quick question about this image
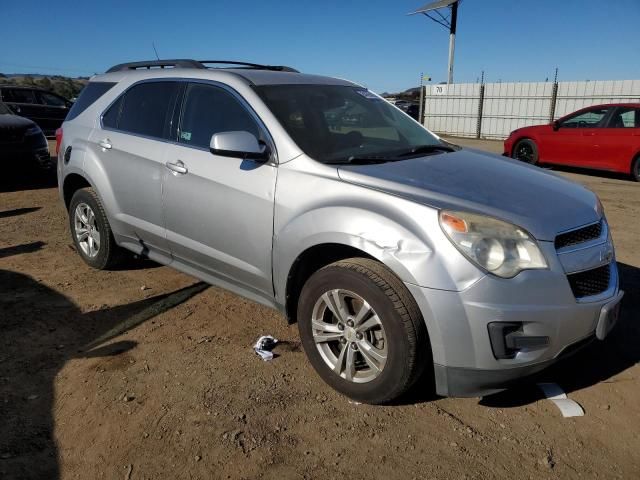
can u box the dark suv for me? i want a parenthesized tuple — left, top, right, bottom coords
(0, 100, 51, 173)
(0, 86, 72, 136)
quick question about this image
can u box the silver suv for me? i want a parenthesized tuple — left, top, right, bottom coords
(57, 59, 623, 404)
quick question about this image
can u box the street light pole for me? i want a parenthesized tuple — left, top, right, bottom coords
(408, 0, 461, 85)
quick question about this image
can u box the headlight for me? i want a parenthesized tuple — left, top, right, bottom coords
(439, 210, 548, 278)
(25, 125, 43, 136)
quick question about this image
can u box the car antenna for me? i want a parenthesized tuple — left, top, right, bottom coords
(152, 42, 160, 61)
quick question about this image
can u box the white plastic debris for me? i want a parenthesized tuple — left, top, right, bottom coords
(537, 383, 585, 417)
(253, 335, 278, 361)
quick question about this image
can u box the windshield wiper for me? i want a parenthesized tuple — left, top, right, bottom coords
(393, 144, 456, 157)
(325, 155, 395, 165)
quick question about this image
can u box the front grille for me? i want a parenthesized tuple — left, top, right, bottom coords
(555, 221, 603, 249)
(567, 264, 610, 298)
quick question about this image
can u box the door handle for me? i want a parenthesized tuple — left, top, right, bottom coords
(165, 160, 188, 175)
(98, 139, 112, 150)
(582, 132, 596, 136)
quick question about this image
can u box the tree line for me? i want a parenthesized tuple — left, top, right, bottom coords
(0, 73, 87, 100)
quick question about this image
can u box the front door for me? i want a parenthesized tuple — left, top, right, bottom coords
(162, 82, 277, 296)
(541, 106, 612, 167)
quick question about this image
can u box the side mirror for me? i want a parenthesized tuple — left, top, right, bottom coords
(12, 105, 21, 114)
(209, 131, 270, 162)
(552, 120, 560, 131)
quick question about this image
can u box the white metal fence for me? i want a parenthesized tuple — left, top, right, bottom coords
(423, 80, 640, 140)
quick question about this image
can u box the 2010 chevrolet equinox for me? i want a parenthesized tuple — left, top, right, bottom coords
(57, 59, 623, 404)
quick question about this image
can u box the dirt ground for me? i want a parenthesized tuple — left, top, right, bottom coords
(1, 140, 639, 479)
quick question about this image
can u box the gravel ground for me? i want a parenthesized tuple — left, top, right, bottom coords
(1, 141, 639, 479)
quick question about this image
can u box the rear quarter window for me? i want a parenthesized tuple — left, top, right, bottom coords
(66, 82, 116, 121)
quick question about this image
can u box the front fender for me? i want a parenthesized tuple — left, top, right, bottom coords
(273, 207, 432, 305)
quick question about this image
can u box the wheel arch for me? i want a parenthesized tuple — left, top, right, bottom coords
(62, 173, 93, 210)
(283, 243, 376, 325)
(510, 136, 535, 157)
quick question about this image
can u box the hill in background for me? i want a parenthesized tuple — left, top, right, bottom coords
(0, 73, 88, 100)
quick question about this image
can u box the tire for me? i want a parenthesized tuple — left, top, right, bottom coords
(512, 139, 539, 165)
(631, 156, 640, 182)
(297, 258, 430, 404)
(68, 187, 125, 270)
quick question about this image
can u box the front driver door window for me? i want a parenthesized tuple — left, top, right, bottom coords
(559, 107, 610, 129)
(162, 82, 277, 298)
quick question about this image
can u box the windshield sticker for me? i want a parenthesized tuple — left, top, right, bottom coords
(180, 131, 192, 141)
(355, 89, 380, 100)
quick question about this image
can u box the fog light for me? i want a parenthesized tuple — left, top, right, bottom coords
(488, 322, 549, 359)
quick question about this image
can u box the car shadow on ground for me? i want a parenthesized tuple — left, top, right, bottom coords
(0, 269, 208, 479)
(0, 241, 46, 260)
(540, 164, 635, 183)
(0, 207, 41, 219)
(0, 169, 57, 194)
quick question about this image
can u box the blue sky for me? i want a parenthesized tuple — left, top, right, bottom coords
(2, 0, 639, 93)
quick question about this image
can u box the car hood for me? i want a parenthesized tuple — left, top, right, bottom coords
(0, 113, 35, 129)
(337, 148, 600, 241)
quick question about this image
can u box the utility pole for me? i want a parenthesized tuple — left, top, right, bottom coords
(447, 1, 458, 84)
(408, 1, 461, 85)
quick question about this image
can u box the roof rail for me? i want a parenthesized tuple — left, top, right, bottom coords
(105, 59, 299, 74)
(106, 59, 206, 73)
(198, 60, 299, 73)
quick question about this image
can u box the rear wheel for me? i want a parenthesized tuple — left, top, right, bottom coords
(512, 139, 539, 165)
(631, 156, 640, 182)
(69, 188, 125, 270)
(297, 258, 430, 404)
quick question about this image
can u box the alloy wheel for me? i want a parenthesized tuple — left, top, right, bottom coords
(311, 289, 387, 383)
(74, 202, 101, 258)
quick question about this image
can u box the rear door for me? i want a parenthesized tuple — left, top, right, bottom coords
(591, 106, 640, 172)
(88, 80, 181, 258)
(540, 106, 611, 167)
(162, 81, 277, 296)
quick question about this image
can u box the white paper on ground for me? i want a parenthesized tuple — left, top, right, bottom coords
(253, 335, 278, 361)
(537, 383, 584, 417)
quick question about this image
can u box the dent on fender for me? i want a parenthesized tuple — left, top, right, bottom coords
(356, 231, 433, 280)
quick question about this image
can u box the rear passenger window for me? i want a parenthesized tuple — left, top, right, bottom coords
(108, 82, 180, 139)
(611, 107, 640, 128)
(178, 83, 259, 149)
(3, 88, 36, 104)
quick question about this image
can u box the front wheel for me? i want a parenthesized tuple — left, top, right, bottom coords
(297, 258, 430, 404)
(512, 139, 539, 165)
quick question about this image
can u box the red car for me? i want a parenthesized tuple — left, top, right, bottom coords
(504, 103, 640, 181)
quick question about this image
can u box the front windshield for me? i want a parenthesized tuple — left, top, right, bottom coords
(0, 102, 11, 115)
(255, 84, 442, 163)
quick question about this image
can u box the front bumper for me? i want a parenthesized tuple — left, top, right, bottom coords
(406, 246, 622, 397)
(0, 133, 52, 170)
